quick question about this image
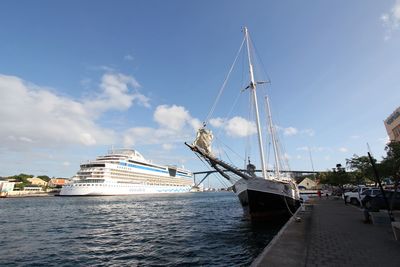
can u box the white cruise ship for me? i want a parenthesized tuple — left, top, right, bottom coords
(60, 149, 193, 196)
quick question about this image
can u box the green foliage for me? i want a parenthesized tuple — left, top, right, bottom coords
(335, 141, 400, 186)
(319, 164, 352, 188)
(14, 183, 25, 190)
(381, 141, 400, 182)
(346, 155, 375, 185)
(9, 173, 34, 184)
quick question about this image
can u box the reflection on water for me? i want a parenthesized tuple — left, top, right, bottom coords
(0, 192, 284, 266)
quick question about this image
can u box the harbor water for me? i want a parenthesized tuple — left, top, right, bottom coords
(0, 192, 283, 266)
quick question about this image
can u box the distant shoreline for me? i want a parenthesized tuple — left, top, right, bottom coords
(3, 192, 58, 198)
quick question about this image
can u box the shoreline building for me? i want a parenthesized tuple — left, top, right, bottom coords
(384, 106, 400, 142)
(0, 181, 15, 197)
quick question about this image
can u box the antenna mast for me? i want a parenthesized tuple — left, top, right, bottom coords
(265, 96, 280, 178)
(244, 27, 267, 180)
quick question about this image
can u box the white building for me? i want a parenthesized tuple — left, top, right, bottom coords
(0, 181, 15, 197)
(298, 177, 317, 190)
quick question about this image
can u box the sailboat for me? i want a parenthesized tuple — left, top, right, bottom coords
(186, 27, 300, 220)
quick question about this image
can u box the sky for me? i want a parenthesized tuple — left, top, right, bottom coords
(1, 0, 399, 187)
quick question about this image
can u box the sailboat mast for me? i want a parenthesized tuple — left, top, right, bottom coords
(265, 96, 280, 178)
(244, 27, 267, 180)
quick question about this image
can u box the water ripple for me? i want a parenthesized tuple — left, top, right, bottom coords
(0, 192, 283, 266)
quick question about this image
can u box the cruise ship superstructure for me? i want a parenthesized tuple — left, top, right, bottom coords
(60, 149, 193, 196)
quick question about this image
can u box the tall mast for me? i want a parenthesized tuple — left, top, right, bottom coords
(244, 27, 267, 180)
(265, 96, 280, 178)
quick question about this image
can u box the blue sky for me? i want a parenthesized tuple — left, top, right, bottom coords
(1, 1, 399, 187)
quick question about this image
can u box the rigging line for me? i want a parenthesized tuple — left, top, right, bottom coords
(194, 152, 223, 186)
(248, 34, 272, 86)
(266, 141, 271, 173)
(214, 135, 245, 162)
(245, 84, 253, 168)
(247, 87, 258, 162)
(308, 147, 315, 172)
(222, 143, 237, 166)
(277, 129, 292, 171)
(205, 37, 246, 123)
(214, 137, 223, 159)
(195, 151, 239, 185)
(215, 173, 231, 188)
(215, 89, 243, 138)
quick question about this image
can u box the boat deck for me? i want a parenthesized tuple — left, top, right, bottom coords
(251, 197, 400, 267)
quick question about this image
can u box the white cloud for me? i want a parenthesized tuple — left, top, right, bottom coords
(297, 146, 330, 152)
(123, 105, 200, 147)
(162, 144, 174, 150)
(338, 147, 348, 153)
(277, 126, 314, 137)
(0, 72, 150, 150)
(79, 133, 97, 146)
(381, 0, 400, 40)
(86, 73, 149, 112)
(283, 127, 298, 136)
(209, 116, 257, 137)
(224, 116, 257, 138)
(63, 161, 70, 166)
(123, 127, 155, 147)
(19, 136, 34, 143)
(153, 105, 198, 131)
(132, 93, 151, 108)
(124, 54, 134, 61)
(209, 117, 224, 128)
(296, 146, 309, 151)
(301, 129, 315, 137)
(350, 135, 360, 139)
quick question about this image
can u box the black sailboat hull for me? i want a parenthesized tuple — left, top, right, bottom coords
(237, 188, 301, 221)
(185, 142, 301, 221)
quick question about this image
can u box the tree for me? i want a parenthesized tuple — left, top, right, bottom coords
(8, 173, 34, 190)
(346, 155, 375, 185)
(10, 173, 34, 184)
(319, 164, 352, 190)
(380, 141, 400, 186)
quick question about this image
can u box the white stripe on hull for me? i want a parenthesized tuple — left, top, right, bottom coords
(60, 183, 191, 196)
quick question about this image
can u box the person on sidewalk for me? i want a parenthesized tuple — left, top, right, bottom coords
(317, 189, 322, 199)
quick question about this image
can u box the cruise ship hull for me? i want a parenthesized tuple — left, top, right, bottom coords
(234, 178, 300, 220)
(60, 183, 191, 196)
(59, 148, 193, 196)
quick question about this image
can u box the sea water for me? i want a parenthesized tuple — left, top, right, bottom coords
(0, 192, 282, 266)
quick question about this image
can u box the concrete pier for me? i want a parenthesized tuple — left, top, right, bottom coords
(252, 198, 400, 267)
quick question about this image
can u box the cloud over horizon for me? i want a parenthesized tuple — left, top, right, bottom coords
(209, 116, 257, 138)
(0, 72, 149, 150)
(122, 104, 201, 147)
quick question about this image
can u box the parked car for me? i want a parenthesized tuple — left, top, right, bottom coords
(359, 188, 381, 203)
(362, 191, 400, 211)
(344, 186, 378, 205)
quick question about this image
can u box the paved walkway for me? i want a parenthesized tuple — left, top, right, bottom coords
(252, 198, 400, 267)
